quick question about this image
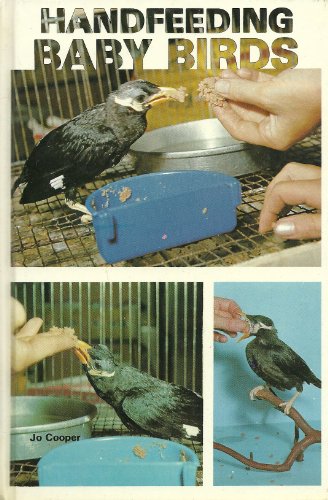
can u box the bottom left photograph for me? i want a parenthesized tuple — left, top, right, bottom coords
(10, 281, 203, 487)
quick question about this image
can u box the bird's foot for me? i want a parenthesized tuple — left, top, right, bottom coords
(279, 401, 292, 415)
(249, 385, 266, 401)
(81, 214, 93, 224)
(278, 391, 300, 415)
(65, 199, 93, 223)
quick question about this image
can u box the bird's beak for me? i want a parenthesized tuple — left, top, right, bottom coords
(145, 86, 186, 107)
(74, 340, 92, 365)
(237, 312, 251, 342)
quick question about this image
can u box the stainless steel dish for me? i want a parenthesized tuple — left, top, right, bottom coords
(131, 118, 281, 175)
(11, 396, 97, 460)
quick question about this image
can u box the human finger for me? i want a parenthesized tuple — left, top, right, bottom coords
(214, 316, 249, 333)
(273, 213, 321, 240)
(259, 178, 321, 233)
(214, 332, 228, 343)
(236, 68, 274, 82)
(214, 297, 242, 316)
(15, 317, 43, 339)
(213, 103, 272, 147)
(220, 68, 273, 83)
(264, 163, 321, 199)
(214, 78, 272, 110)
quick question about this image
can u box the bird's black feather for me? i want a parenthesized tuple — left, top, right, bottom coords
(12, 81, 161, 204)
(83, 344, 203, 441)
(245, 314, 321, 393)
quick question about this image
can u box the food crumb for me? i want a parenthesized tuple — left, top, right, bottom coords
(202, 207, 208, 214)
(119, 186, 132, 203)
(133, 445, 146, 459)
(162, 234, 168, 240)
(198, 77, 226, 107)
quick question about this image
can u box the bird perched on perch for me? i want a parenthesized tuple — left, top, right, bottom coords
(12, 80, 186, 221)
(74, 341, 203, 441)
(238, 314, 321, 414)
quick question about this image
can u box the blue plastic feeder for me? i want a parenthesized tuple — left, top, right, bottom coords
(38, 436, 200, 486)
(85, 171, 241, 263)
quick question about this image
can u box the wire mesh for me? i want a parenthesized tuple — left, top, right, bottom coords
(11, 27, 321, 267)
(11, 282, 203, 485)
(10, 404, 203, 487)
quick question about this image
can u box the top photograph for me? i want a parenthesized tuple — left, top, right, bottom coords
(11, 7, 321, 267)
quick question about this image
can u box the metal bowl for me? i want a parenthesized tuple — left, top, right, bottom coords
(131, 118, 281, 175)
(11, 396, 97, 460)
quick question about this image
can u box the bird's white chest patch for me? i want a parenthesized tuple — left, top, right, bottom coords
(183, 424, 200, 438)
(50, 174, 65, 190)
(88, 369, 115, 378)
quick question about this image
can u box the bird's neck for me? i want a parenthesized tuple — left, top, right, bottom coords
(255, 329, 279, 346)
(106, 97, 147, 132)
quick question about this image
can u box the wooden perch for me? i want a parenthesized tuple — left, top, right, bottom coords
(213, 387, 321, 472)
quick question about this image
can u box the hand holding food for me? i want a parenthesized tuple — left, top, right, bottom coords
(11, 298, 78, 372)
(205, 68, 321, 151)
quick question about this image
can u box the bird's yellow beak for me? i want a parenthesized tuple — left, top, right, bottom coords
(146, 86, 187, 107)
(74, 340, 92, 365)
(237, 311, 251, 342)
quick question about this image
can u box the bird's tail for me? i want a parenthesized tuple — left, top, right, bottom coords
(312, 376, 321, 389)
(11, 176, 23, 197)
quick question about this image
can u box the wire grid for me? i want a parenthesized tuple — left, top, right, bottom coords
(12, 164, 317, 267)
(10, 404, 203, 487)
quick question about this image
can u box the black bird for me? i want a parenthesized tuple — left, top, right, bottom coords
(238, 314, 321, 414)
(12, 80, 185, 219)
(74, 341, 203, 441)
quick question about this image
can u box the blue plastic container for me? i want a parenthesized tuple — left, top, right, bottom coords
(38, 436, 200, 486)
(85, 171, 241, 263)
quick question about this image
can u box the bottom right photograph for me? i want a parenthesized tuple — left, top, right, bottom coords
(213, 282, 321, 486)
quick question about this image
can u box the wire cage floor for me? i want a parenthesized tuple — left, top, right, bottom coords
(11, 162, 317, 267)
(10, 403, 203, 487)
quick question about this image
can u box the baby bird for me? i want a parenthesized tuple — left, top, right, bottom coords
(74, 342, 203, 441)
(239, 314, 321, 414)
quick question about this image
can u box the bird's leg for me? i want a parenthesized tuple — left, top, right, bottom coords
(65, 189, 92, 224)
(279, 391, 301, 415)
(249, 385, 267, 400)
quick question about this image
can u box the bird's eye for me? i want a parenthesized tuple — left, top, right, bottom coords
(135, 94, 146, 104)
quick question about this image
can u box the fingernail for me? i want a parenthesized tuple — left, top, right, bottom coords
(214, 80, 230, 95)
(273, 220, 295, 236)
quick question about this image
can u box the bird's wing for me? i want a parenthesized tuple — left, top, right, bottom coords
(271, 341, 320, 386)
(121, 383, 203, 439)
(23, 107, 120, 184)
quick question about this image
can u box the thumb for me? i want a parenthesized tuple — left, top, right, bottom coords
(273, 213, 321, 240)
(214, 78, 269, 109)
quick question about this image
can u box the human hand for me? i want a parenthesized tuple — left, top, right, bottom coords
(214, 297, 249, 343)
(259, 162, 321, 240)
(11, 298, 78, 372)
(212, 68, 321, 150)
